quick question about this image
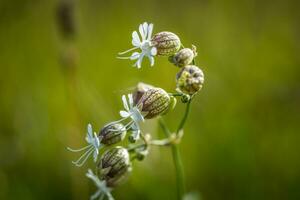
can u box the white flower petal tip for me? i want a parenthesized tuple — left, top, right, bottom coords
(86, 169, 114, 200)
(117, 22, 156, 69)
(67, 124, 102, 167)
(116, 93, 144, 142)
(120, 110, 130, 118)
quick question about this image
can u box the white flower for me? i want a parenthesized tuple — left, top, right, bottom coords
(86, 169, 114, 200)
(129, 122, 141, 141)
(67, 124, 102, 167)
(120, 94, 144, 122)
(117, 22, 157, 69)
(91, 94, 144, 146)
(119, 94, 144, 141)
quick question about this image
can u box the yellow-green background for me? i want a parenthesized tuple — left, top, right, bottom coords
(0, 0, 299, 199)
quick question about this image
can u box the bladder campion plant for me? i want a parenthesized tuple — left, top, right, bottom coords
(68, 22, 205, 200)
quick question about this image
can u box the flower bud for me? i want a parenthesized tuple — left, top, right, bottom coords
(137, 87, 171, 119)
(99, 147, 131, 187)
(99, 123, 126, 145)
(176, 65, 204, 95)
(169, 45, 197, 67)
(128, 134, 137, 143)
(132, 82, 154, 105)
(151, 31, 181, 56)
(135, 149, 148, 161)
(181, 94, 191, 103)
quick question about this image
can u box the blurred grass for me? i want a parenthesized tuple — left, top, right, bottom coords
(0, 0, 300, 199)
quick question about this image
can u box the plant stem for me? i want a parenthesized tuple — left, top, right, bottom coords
(177, 99, 192, 133)
(168, 93, 184, 97)
(159, 119, 184, 200)
(192, 57, 197, 65)
(158, 99, 192, 200)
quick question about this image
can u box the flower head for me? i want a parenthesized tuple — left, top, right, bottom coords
(99, 123, 127, 145)
(86, 169, 114, 200)
(67, 124, 101, 167)
(120, 94, 144, 122)
(98, 147, 132, 187)
(119, 94, 144, 141)
(137, 87, 171, 119)
(117, 22, 157, 69)
(169, 45, 197, 67)
(176, 65, 204, 95)
(151, 31, 181, 56)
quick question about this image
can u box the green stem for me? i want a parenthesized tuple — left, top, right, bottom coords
(127, 143, 147, 152)
(168, 93, 184, 97)
(159, 119, 185, 200)
(158, 100, 192, 200)
(177, 99, 192, 133)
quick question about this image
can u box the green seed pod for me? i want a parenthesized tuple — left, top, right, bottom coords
(137, 87, 171, 119)
(99, 147, 131, 187)
(176, 65, 204, 95)
(151, 31, 181, 56)
(99, 123, 126, 145)
(169, 46, 197, 67)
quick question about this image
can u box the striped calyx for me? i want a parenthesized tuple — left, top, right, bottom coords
(170, 46, 197, 67)
(132, 82, 155, 105)
(99, 123, 126, 145)
(176, 65, 204, 95)
(99, 147, 131, 187)
(151, 31, 181, 56)
(137, 87, 171, 119)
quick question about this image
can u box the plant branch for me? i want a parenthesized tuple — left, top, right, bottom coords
(158, 98, 192, 200)
(177, 99, 192, 133)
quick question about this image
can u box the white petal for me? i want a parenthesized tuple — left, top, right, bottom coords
(131, 107, 144, 122)
(91, 190, 101, 200)
(106, 193, 114, 200)
(93, 150, 98, 162)
(136, 60, 141, 69)
(86, 124, 93, 143)
(122, 95, 129, 111)
(94, 133, 100, 147)
(131, 31, 141, 47)
(85, 136, 91, 143)
(151, 47, 157, 56)
(87, 124, 93, 136)
(130, 123, 141, 140)
(130, 52, 140, 60)
(143, 22, 148, 39)
(135, 54, 144, 69)
(128, 94, 133, 107)
(148, 56, 155, 66)
(147, 23, 153, 40)
(120, 110, 130, 118)
(139, 24, 145, 40)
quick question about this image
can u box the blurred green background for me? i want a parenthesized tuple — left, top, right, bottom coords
(0, 0, 300, 199)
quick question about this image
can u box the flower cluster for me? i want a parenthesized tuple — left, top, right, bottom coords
(117, 22, 204, 96)
(68, 22, 205, 200)
(68, 85, 174, 199)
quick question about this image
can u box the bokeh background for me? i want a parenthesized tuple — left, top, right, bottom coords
(0, 0, 300, 199)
